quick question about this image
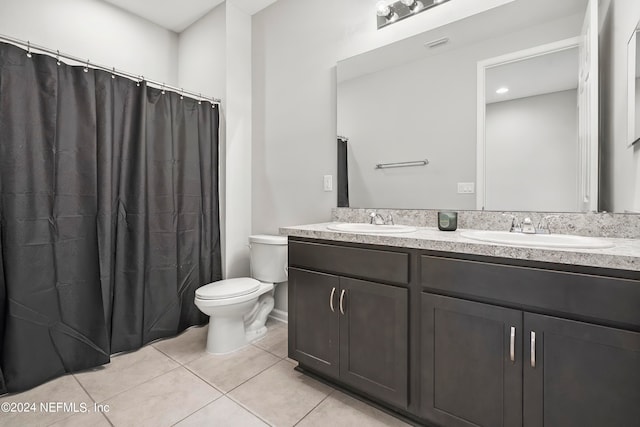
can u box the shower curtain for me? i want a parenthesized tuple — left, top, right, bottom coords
(0, 42, 222, 393)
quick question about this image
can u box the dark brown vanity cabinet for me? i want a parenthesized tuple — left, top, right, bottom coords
(288, 238, 640, 426)
(420, 255, 640, 427)
(523, 313, 640, 427)
(420, 294, 523, 427)
(288, 241, 410, 408)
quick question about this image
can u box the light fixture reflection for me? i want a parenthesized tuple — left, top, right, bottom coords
(376, 1, 395, 19)
(377, 0, 451, 30)
(496, 87, 509, 94)
(400, 0, 424, 12)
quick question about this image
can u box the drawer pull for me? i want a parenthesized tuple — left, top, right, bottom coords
(531, 331, 536, 368)
(330, 287, 336, 313)
(510, 326, 516, 363)
(339, 289, 346, 315)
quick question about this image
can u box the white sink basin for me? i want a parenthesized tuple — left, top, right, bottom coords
(326, 223, 417, 234)
(460, 230, 614, 249)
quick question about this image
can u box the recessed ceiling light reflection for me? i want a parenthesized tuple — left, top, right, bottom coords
(496, 87, 509, 95)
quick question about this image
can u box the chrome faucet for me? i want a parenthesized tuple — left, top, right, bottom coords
(370, 211, 385, 225)
(521, 217, 536, 234)
(505, 213, 558, 234)
(369, 211, 394, 225)
(503, 214, 521, 233)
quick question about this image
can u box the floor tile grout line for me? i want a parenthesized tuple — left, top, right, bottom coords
(223, 393, 276, 427)
(223, 356, 284, 394)
(151, 343, 202, 367)
(167, 392, 223, 427)
(250, 342, 287, 360)
(292, 391, 334, 426)
(184, 352, 281, 396)
(89, 364, 187, 407)
(72, 374, 116, 427)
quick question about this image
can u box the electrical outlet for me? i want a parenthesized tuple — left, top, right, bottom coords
(457, 182, 475, 194)
(323, 175, 333, 192)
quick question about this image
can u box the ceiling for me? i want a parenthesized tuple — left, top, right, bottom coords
(101, 0, 278, 33)
(485, 47, 579, 104)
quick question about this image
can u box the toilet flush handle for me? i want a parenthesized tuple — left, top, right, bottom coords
(284, 265, 289, 277)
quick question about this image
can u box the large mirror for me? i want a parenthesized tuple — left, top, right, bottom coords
(628, 22, 640, 147)
(337, 0, 599, 211)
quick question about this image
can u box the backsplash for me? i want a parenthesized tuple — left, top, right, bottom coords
(332, 208, 640, 239)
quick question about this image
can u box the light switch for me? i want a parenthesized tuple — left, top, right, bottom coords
(323, 175, 333, 192)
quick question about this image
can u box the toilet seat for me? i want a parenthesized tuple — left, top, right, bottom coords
(196, 278, 260, 300)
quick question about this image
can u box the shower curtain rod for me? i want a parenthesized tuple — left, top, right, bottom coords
(0, 34, 222, 104)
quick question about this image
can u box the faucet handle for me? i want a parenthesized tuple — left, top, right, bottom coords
(369, 211, 385, 225)
(537, 215, 559, 234)
(502, 213, 521, 232)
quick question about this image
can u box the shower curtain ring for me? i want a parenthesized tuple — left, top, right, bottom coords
(161, 83, 166, 95)
(26, 41, 32, 58)
(180, 88, 184, 100)
(56, 50, 61, 66)
(211, 97, 216, 108)
(111, 67, 116, 79)
(137, 76, 143, 87)
(198, 93, 202, 105)
(83, 59, 90, 73)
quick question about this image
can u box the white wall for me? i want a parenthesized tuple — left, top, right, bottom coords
(178, 4, 226, 98)
(0, 0, 178, 84)
(178, 1, 253, 279)
(338, 16, 581, 210)
(599, 0, 640, 212)
(485, 90, 579, 211)
(224, 1, 252, 278)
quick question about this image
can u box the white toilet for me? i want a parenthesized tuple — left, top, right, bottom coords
(194, 234, 288, 355)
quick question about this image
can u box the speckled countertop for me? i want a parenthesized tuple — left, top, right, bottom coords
(280, 222, 640, 272)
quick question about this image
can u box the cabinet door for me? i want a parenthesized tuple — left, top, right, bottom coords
(420, 294, 523, 427)
(524, 313, 640, 427)
(288, 268, 340, 379)
(339, 277, 408, 408)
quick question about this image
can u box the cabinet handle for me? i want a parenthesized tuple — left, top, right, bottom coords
(530, 331, 536, 368)
(339, 289, 346, 315)
(510, 326, 516, 363)
(329, 287, 336, 312)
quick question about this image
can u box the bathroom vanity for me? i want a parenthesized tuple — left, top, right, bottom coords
(282, 222, 640, 427)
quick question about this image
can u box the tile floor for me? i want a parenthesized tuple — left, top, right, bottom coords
(0, 319, 410, 427)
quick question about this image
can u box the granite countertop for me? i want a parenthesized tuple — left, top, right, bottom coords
(280, 222, 640, 272)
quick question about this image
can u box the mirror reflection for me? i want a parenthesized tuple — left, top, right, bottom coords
(337, 0, 594, 211)
(482, 45, 581, 212)
(629, 24, 640, 146)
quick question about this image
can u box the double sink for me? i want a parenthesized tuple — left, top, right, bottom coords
(326, 223, 614, 250)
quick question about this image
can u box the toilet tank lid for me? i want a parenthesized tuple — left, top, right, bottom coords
(196, 278, 260, 300)
(249, 234, 287, 245)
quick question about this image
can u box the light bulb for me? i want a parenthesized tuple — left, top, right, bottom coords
(401, 0, 423, 11)
(376, 1, 393, 18)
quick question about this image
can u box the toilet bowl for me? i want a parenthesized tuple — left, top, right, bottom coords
(194, 235, 287, 355)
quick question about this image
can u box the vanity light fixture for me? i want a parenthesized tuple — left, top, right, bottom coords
(377, 0, 451, 29)
(400, 0, 424, 12)
(376, 1, 397, 21)
(496, 87, 509, 94)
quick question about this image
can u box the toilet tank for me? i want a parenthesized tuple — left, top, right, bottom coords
(249, 235, 288, 283)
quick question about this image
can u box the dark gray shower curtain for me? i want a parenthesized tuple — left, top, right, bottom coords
(0, 42, 221, 393)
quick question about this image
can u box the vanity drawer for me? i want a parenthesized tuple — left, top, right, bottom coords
(289, 240, 409, 285)
(420, 255, 640, 329)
